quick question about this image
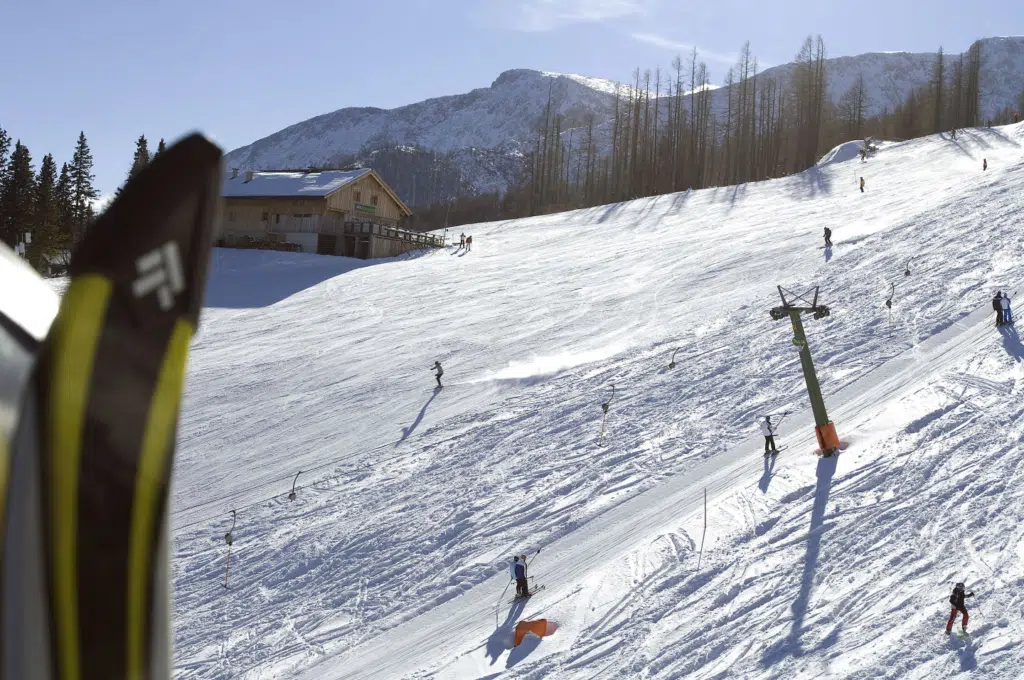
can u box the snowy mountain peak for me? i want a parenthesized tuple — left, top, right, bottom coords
(225, 37, 1024, 201)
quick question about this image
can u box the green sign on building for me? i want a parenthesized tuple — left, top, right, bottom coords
(355, 203, 376, 214)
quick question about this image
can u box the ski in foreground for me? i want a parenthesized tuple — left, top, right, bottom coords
(0, 133, 221, 678)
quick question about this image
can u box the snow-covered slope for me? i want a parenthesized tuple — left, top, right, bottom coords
(224, 37, 1024, 196)
(172, 123, 1024, 678)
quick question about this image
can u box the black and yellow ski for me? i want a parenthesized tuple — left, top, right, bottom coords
(1, 133, 222, 680)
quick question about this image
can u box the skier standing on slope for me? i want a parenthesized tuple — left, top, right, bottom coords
(983, 158, 988, 171)
(466, 235, 473, 252)
(946, 582, 974, 635)
(761, 416, 778, 455)
(823, 227, 832, 247)
(459, 232, 465, 248)
(513, 556, 529, 598)
(993, 292, 1004, 326)
(1001, 293, 1013, 326)
(432, 361, 444, 389)
(859, 177, 865, 193)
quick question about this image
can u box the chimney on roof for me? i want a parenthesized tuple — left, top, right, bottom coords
(245, 170, 254, 183)
(231, 167, 239, 179)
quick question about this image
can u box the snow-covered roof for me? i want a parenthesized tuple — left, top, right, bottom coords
(222, 169, 371, 198)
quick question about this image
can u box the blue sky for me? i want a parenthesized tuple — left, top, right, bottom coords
(0, 0, 1015, 196)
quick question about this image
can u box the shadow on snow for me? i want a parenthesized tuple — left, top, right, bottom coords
(397, 389, 440, 445)
(760, 454, 839, 667)
(997, 323, 1024, 361)
(759, 453, 778, 493)
(485, 598, 528, 665)
(204, 247, 438, 309)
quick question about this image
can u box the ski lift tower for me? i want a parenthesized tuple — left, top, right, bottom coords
(769, 285, 840, 456)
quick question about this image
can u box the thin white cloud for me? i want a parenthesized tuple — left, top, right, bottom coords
(630, 32, 737, 66)
(499, 0, 655, 32)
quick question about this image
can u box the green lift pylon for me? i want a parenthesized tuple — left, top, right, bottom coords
(769, 285, 841, 456)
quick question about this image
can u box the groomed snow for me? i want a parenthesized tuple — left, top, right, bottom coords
(172, 124, 1024, 678)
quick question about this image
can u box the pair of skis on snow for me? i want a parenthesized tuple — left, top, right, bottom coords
(507, 584, 546, 604)
(0, 134, 222, 679)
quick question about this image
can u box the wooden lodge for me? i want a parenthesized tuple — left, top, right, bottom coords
(219, 168, 442, 258)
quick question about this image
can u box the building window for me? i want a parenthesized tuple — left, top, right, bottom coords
(371, 195, 379, 206)
(261, 211, 268, 221)
(355, 191, 361, 202)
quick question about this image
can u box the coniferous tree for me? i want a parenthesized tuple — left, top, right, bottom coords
(69, 131, 97, 242)
(0, 126, 10, 183)
(0, 126, 10, 244)
(115, 135, 151, 198)
(54, 162, 74, 267)
(128, 134, 150, 179)
(155, 138, 167, 157)
(0, 141, 36, 249)
(31, 153, 59, 270)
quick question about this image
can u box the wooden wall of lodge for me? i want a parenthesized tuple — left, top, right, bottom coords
(220, 174, 406, 240)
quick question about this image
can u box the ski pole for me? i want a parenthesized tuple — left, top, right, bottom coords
(496, 579, 513, 626)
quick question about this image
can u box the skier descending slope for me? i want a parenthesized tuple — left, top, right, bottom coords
(432, 361, 444, 389)
(946, 582, 974, 635)
(823, 227, 832, 247)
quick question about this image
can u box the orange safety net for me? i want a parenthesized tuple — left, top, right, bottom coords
(513, 619, 557, 647)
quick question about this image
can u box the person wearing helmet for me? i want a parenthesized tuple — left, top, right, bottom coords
(946, 582, 974, 634)
(993, 292, 1004, 326)
(823, 227, 832, 248)
(760, 416, 778, 455)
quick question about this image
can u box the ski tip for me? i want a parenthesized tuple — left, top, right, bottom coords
(69, 134, 224, 326)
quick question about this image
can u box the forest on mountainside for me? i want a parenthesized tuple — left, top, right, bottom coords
(405, 37, 1011, 232)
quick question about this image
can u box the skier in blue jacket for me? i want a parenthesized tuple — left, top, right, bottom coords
(513, 557, 529, 598)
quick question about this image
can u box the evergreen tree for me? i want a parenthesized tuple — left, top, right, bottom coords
(31, 153, 59, 271)
(0, 126, 10, 245)
(0, 125, 10, 181)
(155, 138, 167, 157)
(130, 134, 150, 177)
(115, 134, 152, 198)
(54, 162, 74, 268)
(0, 141, 36, 249)
(69, 131, 97, 242)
